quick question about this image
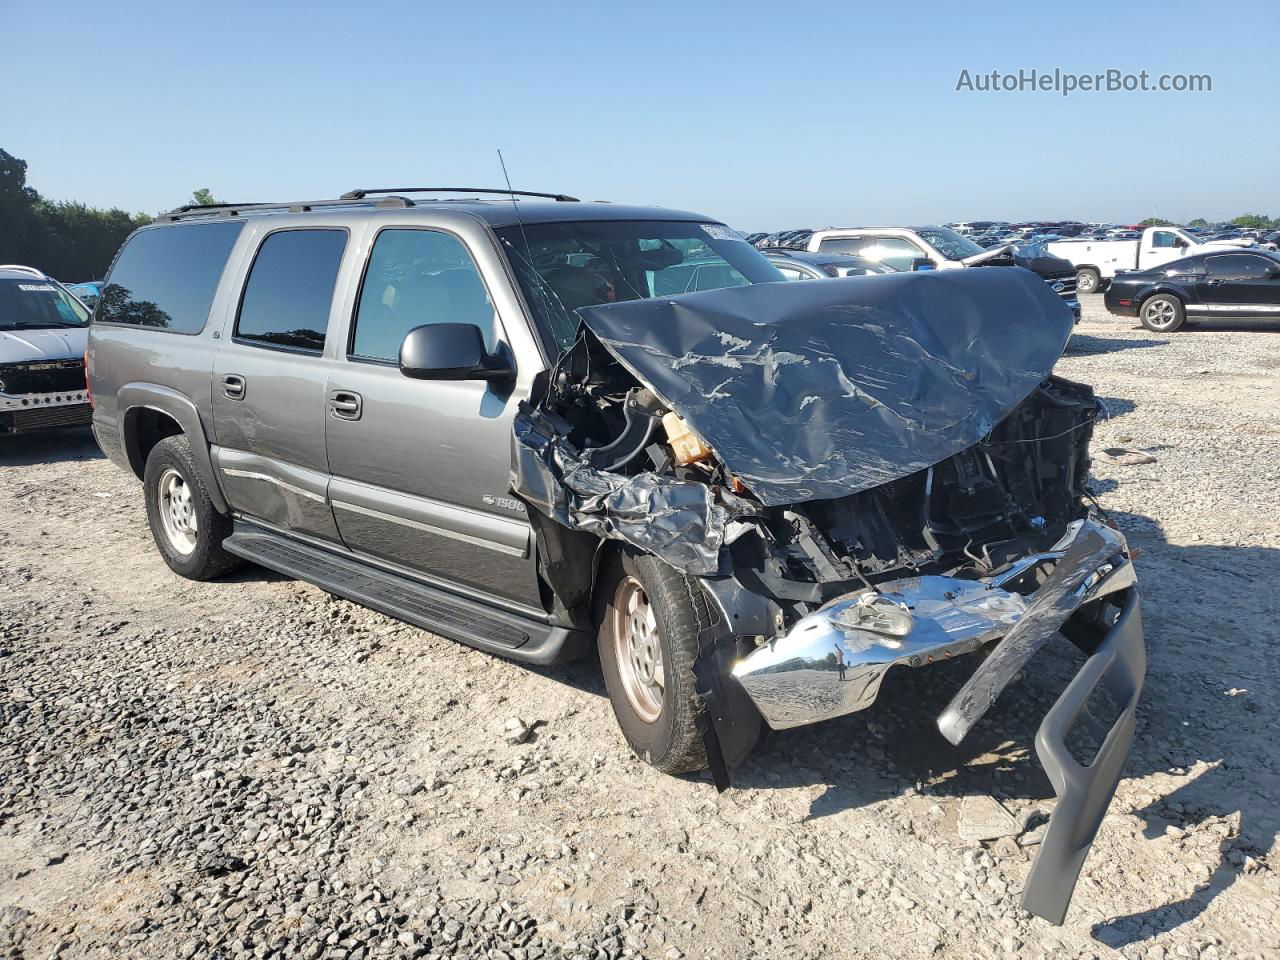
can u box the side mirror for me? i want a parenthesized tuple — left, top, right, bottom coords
(910, 257, 937, 271)
(398, 323, 514, 383)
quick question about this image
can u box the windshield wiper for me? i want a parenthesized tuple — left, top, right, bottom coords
(1, 321, 85, 330)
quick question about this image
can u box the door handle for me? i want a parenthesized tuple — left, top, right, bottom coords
(329, 390, 362, 420)
(1205, 279, 1223, 286)
(222, 374, 245, 399)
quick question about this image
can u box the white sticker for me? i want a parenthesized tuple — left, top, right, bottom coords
(700, 223, 744, 242)
(18, 283, 57, 292)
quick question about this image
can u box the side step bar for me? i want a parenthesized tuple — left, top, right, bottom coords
(223, 523, 590, 665)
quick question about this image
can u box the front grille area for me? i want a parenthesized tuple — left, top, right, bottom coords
(1044, 274, 1078, 300)
(1, 402, 93, 433)
(0, 359, 86, 394)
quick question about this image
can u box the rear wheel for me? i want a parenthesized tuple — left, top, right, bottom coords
(1139, 294, 1185, 332)
(597, 552, 708, 774)
(1076, 267, 1102, 294)
(143, 435, 241, 580)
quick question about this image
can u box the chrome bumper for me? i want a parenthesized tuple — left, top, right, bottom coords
(731, 518, 1136, 731)
(0, 388, 91, 412)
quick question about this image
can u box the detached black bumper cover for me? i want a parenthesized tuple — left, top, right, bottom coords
(1022, 589, 1145, 924)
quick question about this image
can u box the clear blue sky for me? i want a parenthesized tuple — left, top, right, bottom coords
(6, 0, 1275, 230)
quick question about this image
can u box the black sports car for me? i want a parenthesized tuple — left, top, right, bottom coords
(1104, 249, 1280, 332)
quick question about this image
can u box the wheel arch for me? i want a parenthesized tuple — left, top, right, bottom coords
(1136, 284, 1189, 310)
(118, 383, 228, 513)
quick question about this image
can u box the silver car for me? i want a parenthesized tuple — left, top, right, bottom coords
(0, 265, 93, 435)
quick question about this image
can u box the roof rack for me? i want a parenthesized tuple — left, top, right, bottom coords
(156, 186, 580, 223)
(0, 264, 50, 279)
(340, 187, 579, 202)
(156, 195, 418, 222)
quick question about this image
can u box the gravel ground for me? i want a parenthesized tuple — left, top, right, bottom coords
(2, 295, 1278, 960)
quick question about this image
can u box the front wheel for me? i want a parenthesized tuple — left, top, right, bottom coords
(597, 552, 709, 774)
(1076, 267, 1102, 294)
(143, 435, 242, 580)
(1140, 294, 1185, 332)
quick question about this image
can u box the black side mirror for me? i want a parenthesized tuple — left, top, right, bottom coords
(399, 323, 515, 382)
(909, 257, 937, 271)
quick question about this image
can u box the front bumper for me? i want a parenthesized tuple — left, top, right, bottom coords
(0, 389, 93, 434)
(731, 518, 1145, 923)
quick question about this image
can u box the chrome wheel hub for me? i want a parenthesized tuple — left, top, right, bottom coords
(1144, 299, 1175, 329)
(157, 467, 198, 555)
(612, 576, 665, 723)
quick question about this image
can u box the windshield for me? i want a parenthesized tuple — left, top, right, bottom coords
(916, 227, 987, 260)
(0, 278, 90, 329)
(495, 220, 783, 351)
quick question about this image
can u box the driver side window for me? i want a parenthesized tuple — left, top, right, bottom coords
(1151, 231, 1179, 249)
(351, 229, 497, 362)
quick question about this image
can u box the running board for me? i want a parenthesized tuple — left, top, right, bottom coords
(223, 523, 590, 665)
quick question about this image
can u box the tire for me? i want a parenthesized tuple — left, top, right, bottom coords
(1139, 293, 1185, 333)
(143, 434, 241, 580)
(596, 551, 708, 774)
(1076, 267, 1102, 295)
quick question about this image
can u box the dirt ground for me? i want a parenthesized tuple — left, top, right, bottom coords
(2, 295, 1278, 960)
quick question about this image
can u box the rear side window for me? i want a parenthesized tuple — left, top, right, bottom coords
(817, 236, 873, 256)
(97, 221, 244, 332)
(235, 229, 347, 352)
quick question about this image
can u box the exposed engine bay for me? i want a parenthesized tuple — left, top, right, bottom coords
(512, 266, 1096, 631)
(517, 325, 1099, 628)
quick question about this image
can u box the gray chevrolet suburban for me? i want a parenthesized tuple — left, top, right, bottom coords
(89, 188, 1146, 923)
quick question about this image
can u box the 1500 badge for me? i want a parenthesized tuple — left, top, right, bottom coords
(482, 494, 526, 513)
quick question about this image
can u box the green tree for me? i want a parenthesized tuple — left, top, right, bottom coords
(1231, 213, 1274, 230)
(0, 146, 151, 279)
(191, 187, 218, 206)
(0, 147, 40, 264)
(1188, 218, 1208, 228)
(1138, 216, 1173, 227)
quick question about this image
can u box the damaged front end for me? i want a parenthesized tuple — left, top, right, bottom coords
(511, 268, 1145, 924)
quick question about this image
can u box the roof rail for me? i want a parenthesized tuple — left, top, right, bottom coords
(0, 264, 49, 279)
(340, 187, 580, 202)
(156, 195, 416, 222)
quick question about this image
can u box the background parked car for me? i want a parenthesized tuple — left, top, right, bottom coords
(1103, 249, 1280, 331)
(792, 226, 1081, 319)
(0, 265, 93, 435)
(761, 248, 893, 279)
(64, 281, 103, 308)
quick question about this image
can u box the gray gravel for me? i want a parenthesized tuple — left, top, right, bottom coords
(2, 296, 1278, 959)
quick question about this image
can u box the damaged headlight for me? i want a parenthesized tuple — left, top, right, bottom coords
(829, 592, 915, 639)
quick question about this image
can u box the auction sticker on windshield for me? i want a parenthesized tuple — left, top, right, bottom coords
(700, 224, 743, 242)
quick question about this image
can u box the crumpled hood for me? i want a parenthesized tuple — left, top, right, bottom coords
(574, 267, 1074, 506)
(0, 327, 89, 364)
(962, 242, 1015, 265)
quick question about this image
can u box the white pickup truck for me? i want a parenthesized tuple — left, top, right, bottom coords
(1046, 227, 1258, 294)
